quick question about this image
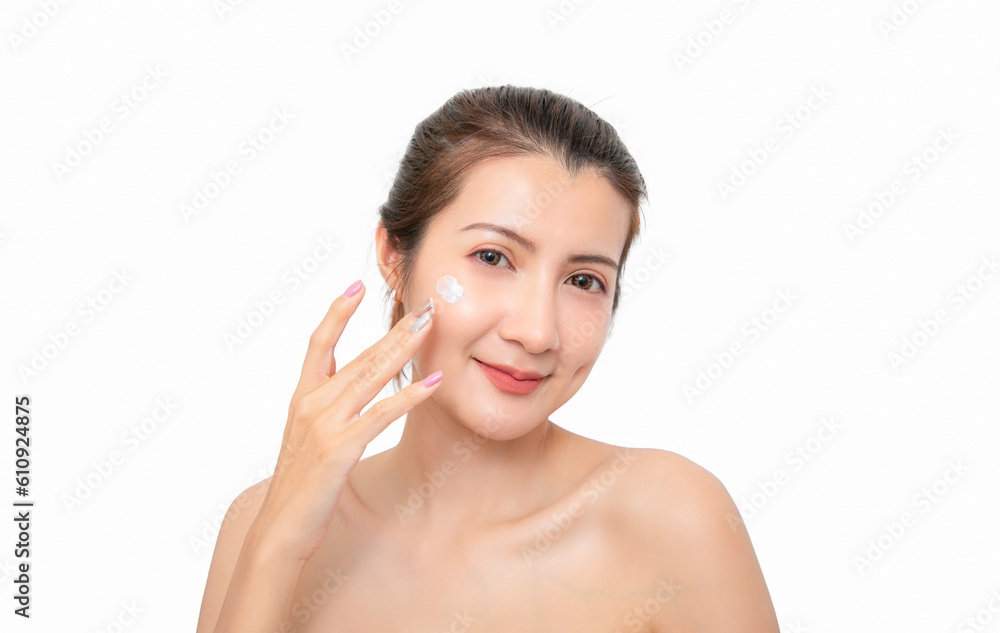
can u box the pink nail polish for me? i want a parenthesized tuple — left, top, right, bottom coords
(344, 280, 363, 297)
(422, 370, 443, 387)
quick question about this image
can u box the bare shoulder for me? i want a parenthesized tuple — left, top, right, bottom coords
(211, 476, 274, 548)
(550, 425, 737, 533)
(229, 476, 273, 524)
(589, 445, 780, 632)
(195, 477, 273, 633)
(575, 444, 735, 533)
(608, 447, 736, 525)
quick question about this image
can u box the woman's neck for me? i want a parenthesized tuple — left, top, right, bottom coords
(355, 399, 566, 540)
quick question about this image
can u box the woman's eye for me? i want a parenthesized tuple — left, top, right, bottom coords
(569, 273, 607, 294)
(474, 249, 509, 267)
(472, 249, 606, 295)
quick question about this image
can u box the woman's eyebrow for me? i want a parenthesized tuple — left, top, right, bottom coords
(459, 222, 620, 272)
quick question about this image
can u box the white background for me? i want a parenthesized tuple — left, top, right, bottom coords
(2, 0, 999, 630)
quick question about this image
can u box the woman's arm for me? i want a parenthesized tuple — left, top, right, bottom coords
(195, 478, 306, 633)
(212, 527, 308, 633)
(196, 283, 442, 632)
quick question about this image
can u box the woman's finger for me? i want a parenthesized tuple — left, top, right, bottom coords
(296, 280, 365, 394)
(346, 369, 443, 447)
(314, 298, 433, 420)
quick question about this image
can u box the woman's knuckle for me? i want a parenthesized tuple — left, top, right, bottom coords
(293, 393, 319, 419)
(369, 398, 393, 420)
(359, 362, 380, 382)
(307, 330, 326, 353)
(402, 383, 421, 403)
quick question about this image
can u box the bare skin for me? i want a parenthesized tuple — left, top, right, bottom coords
(197, 154, 779, 633)
(284, 431, 776, 632)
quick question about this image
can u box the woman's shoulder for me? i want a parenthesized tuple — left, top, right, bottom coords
(572, 437, 743, 540)
(577, 441, 779, 629)
(559, 439, 778, 629)
(560, 425, 728, 500)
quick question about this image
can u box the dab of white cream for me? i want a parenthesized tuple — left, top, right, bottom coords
(436, 275, 465, 303)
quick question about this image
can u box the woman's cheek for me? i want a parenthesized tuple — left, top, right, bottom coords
(562, 304, 612, 358)
(433, 271, 492, 322)
(435, 275, 466, 304)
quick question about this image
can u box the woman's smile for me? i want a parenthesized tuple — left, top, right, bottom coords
(473, 357, 547, 395)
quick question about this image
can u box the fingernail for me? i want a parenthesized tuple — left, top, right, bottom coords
(409, 297, 434, 332)
(343, 279, 363, 297)
(422, 370, 443, 387)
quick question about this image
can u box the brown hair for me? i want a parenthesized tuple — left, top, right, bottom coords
(378, 85, 647, 391)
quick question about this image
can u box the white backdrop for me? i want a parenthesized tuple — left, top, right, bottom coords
(2, 0, 998, 630)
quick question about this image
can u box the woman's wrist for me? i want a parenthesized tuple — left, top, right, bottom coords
(243, 519, 308, 567)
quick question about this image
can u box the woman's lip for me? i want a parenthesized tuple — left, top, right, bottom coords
(473, 359, 545, 381)
(474, 359, 544, 395)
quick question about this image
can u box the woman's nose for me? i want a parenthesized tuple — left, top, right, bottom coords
(497, 279, 560, 354)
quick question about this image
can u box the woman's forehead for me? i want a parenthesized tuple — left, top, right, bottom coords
(430, 155, 630, 254)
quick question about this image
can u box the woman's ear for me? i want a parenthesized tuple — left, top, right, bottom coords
(375, 221, 400, 287)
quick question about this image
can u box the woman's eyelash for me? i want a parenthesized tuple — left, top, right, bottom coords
(471, 249, 607, 294)
(473, 249, 509, 268)
(572, 273, 607, 293)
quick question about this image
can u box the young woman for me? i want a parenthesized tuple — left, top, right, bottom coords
(196, 85, 780, 633)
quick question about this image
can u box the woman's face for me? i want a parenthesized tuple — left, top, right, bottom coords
(384, 153, 631, 440)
